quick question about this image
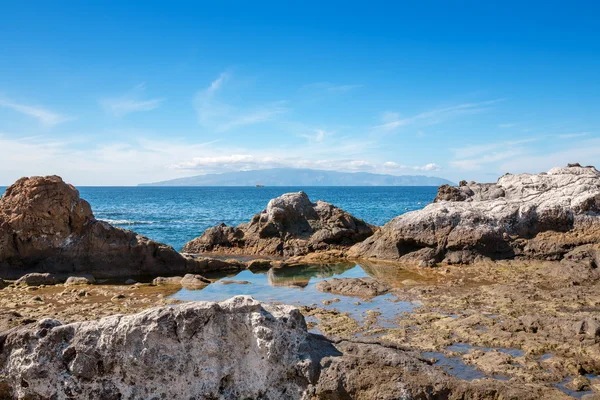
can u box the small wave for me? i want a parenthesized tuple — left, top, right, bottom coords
(100, 219, 154, 226)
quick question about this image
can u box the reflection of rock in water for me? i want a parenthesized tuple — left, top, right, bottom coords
(357, 260, 436, 287)
(267, 263, 355, 288)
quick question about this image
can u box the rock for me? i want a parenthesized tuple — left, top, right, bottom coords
(220, 280, 251, 285)
(246, 259, 273, 271)
(316, 277, 391, 298)
(0, 175, 243, 279)
(15, 272, 59, 286)
(124, 279, 137, 285)
(182, 191, 376, 257)
(152, 276, 183, 286)
(180, 273, 211, 290)
(349, 165, 600, 265)
(64, 275, 96, 286)
(0, 297, 327, 399)
(111, 294, 126, 301)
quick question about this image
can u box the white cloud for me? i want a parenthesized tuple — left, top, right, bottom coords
(100, 84, 164, 116)
(0, 96, 71, 126)
(194, 72, 287, 131)
(383, 162, 441, 172)
(374, 99, 504, 132)
(299, 129, 329, 143)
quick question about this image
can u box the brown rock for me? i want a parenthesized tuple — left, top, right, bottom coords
(0, 176, 243, 279)
(182, 191, 375, 257)
(316, 277, 391, 298)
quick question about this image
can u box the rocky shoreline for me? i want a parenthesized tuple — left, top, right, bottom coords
(1, 166, 600, 399)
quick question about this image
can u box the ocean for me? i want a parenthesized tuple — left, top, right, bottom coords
(0, 186, 437, 251)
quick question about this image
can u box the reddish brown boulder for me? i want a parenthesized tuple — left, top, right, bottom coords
(0, 176, 239, 279)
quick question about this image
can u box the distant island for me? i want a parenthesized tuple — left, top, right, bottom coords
(138, 168, 455, 186)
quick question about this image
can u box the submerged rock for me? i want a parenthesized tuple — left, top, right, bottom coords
(349, 164, 600, 266)
(316, 277, 391, 298)
(0, 175, 243, 279)
(182, 191, 375, 257)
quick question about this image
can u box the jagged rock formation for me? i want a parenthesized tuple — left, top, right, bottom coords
(0, 175, 242, 279)
(0, 296, 561, 400)
(182, 191, 376, 257)
(349, 164, 600, 266)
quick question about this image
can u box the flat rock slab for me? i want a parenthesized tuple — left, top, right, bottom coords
(316, 277, 391, 298)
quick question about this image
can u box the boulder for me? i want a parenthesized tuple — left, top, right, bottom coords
(152, 276, 184, 286)
(180, 273, 211, 289)
(0, 176, 243, 279)
(349, 164, 600, 265)
(15, 272, 59, 286)
(64, 275, 96, 286)
(182, 191, 376, 257)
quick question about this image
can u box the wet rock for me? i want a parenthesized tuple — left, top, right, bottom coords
(15, 273, 59, 286)
(182, 191, 376, 257)
(152, 276, 183, 286)
(180, 273, 211, 290)
(0, 175, 239, 279)
(220, 280, 251, 285)
(350, 164, 600, 265)
(316, 277, 391, 298)
(124, 279, 137, 285)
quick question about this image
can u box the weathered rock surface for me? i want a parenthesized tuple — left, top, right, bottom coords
(0, 175, 243, 279)
(316, 277, 391, 298)
(182, 191, 375, 257)
(0, 296, 440, 400)
(350, 164, 600, 265)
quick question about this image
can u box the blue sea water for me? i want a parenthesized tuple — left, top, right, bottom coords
(0, 186, 437, 251)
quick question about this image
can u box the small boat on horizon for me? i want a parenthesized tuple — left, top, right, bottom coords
(256, 184, 265, 188)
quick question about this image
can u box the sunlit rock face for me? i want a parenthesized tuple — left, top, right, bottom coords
(349, 164, 600, 266)
(183, 191, 376, 257)
(0, 175, 237, 279)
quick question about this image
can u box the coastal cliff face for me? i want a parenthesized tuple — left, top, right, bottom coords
(182, 191, 376, 257)
(0, 176, 238, 279)
(349, 164, 600, 266)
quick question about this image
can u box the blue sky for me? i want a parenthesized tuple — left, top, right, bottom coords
(1, 1, 599, 185)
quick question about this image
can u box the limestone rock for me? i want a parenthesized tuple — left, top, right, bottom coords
(0, 297, 325, 399)
(350, 165, 600, 265)
(182, 191, 375, 257)
(0, 175, 243, 279)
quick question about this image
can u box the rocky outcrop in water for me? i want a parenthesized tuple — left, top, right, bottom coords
(182, 191, 376, 258)
(0, 175, 241, 279)
(349, 164, 600, 266)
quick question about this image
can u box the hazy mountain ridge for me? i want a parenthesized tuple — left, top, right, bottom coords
(139, 168, 455, 186)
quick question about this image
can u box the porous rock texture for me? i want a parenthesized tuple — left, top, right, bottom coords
(349, 164, 600, 266)
(182, 191, 376, 257)
(0, 175, 241, 279)
(0, 296, 425, 400)
(0, 295, 556, 400)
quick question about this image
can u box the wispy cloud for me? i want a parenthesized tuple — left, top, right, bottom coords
(299, 129, 329, 143)
(194, 72, 287, 131)
(374, 99, 505, 132)
(100, 84, 164, 116)
(557, 132, 590, 139)
(0, 96, 71, 126)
